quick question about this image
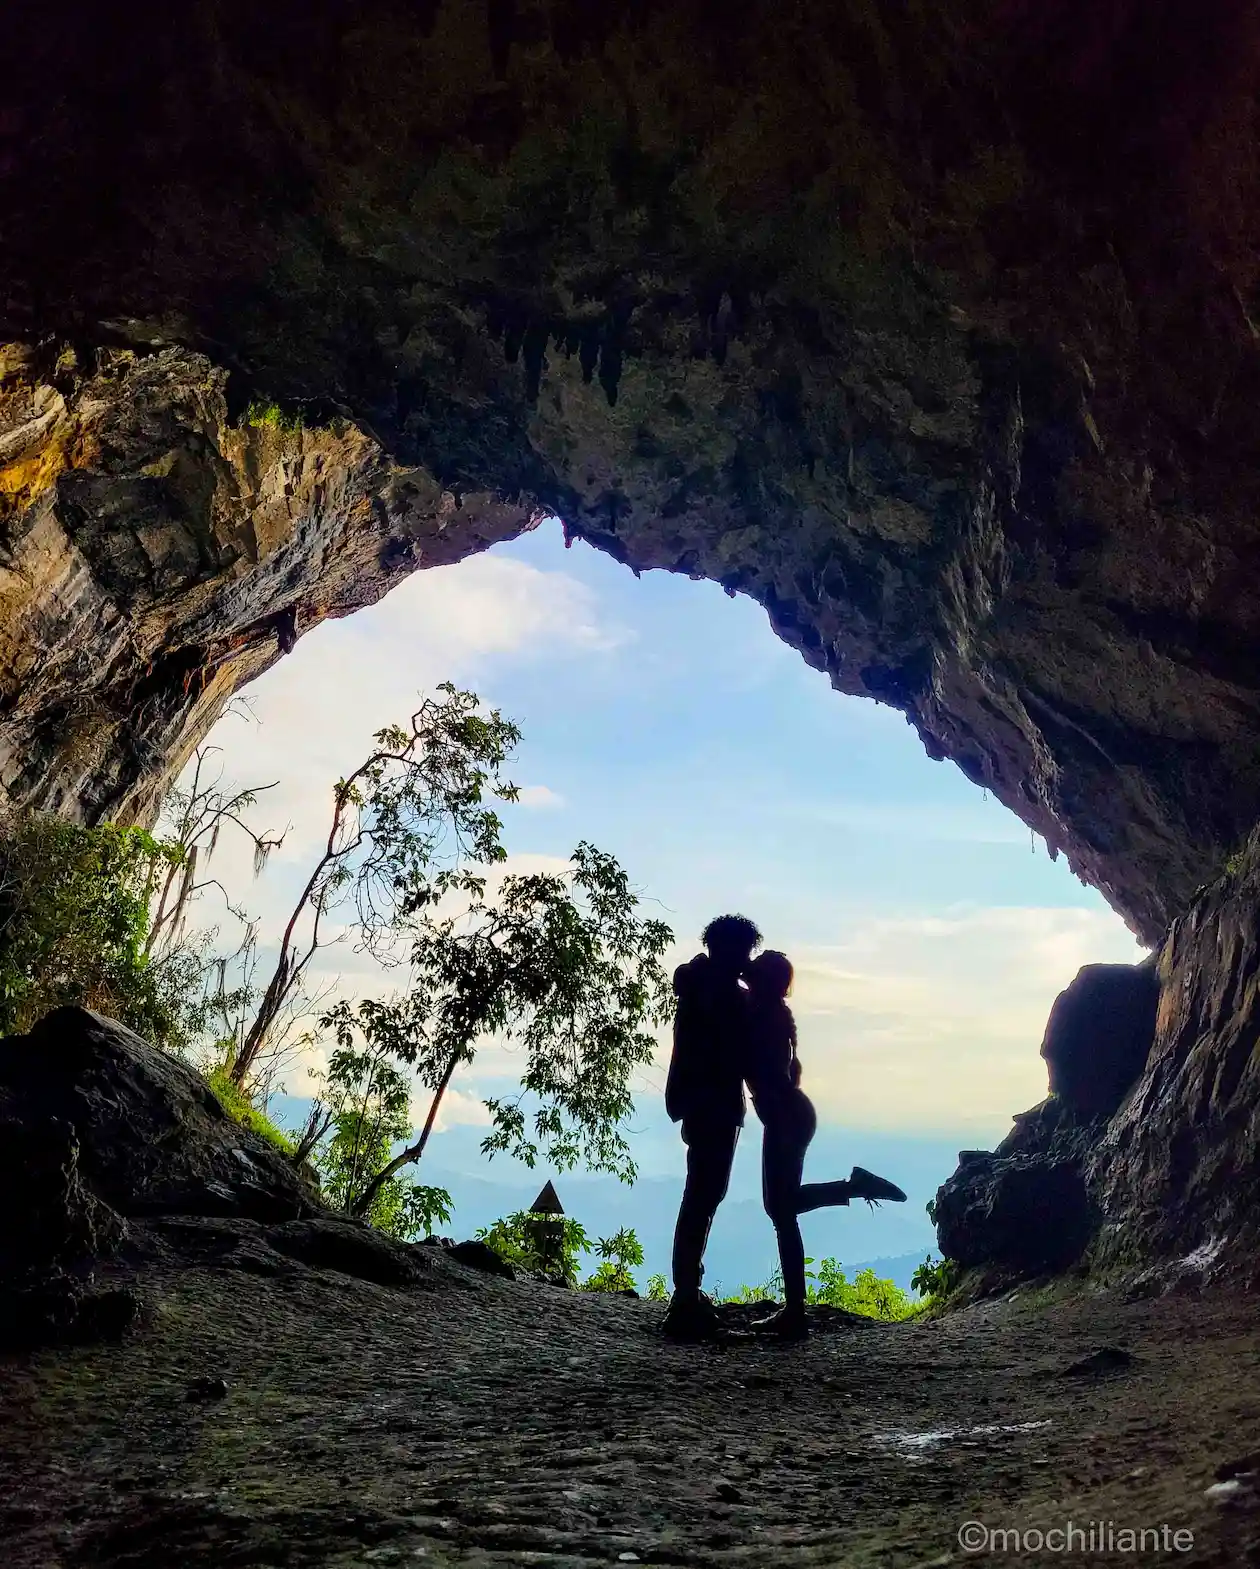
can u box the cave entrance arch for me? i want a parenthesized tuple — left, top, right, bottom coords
(169, 515, 1145, 1262)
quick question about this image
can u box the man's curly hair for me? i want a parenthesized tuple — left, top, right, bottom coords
(701, 913, 763, 954)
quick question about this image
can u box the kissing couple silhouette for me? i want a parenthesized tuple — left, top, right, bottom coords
(663, 914, 905, 1342)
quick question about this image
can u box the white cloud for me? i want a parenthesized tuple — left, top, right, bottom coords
(185, 552, 623, 871)
(410, 1082, 493, 1133)
(515, 784, 565, 810)
(785, 905, 1146, 1134)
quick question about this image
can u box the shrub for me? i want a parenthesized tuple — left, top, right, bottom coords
(476, 1211, 591, 1284)
(0, 812, 207, 1049)
(241, 400, 304, 434)
(721, 1258, 920, 1321)
(911, 1254, 962, 1308)
(580, 1227, 644, 1293)
(810, 1260, 918, 1321)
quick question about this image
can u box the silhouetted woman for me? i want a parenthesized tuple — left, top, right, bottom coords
(744, 950, 906, 1340)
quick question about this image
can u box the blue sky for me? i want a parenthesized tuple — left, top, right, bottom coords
(183, 518, 1145, 1289)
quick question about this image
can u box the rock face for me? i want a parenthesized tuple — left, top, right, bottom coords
(0, 1007, 319, 1222)
(1091, 829, 1260, 1273)
(933, 1098, 1100, 1277)
(0, 343, 532, 825)
(936, 882, 1260, 1286)
(2, 1, 1260, 940)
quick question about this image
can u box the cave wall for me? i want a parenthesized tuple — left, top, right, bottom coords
(3, 0, 1260, 941)
(1089, 829, 1260, 1273)
(0, 342, 532, 823)
(934, 842, 1260, 1288)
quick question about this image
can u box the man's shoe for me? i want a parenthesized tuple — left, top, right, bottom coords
(662, 1291, 722, 1342)
(847, 1166, 907, 1206)
(751, 1305, 809, 1341)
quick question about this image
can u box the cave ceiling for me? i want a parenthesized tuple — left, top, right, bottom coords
(3, 0, 1260, 943)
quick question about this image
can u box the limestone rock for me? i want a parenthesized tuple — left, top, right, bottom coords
(0, 1007, 318, 1223)
(1040, 961, 1160, 1120)
(448, 1239, 516, 1280)
(1089, 829, 1260, 1279)
(266, 1217, 424, 1289)
(933, 1096, 1104, 1277)
(934, 1152, 1095, 1275)
(0, 1110, 133, 1348)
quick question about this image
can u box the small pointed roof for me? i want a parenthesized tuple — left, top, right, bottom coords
(530, 1179, 564, 1215)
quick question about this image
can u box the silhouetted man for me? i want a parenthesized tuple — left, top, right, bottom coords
(662, 913, 762, 1340)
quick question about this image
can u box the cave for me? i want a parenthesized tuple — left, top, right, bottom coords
(3, 0, 1260, 1561)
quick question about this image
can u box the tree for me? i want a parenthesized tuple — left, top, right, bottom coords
(229, 684, 521, 1088)
(342, 841, 674, 1219)
(147, 725, 284, 961)
(148, 734, 327, 1095)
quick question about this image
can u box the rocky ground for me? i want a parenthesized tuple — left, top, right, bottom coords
(1, 1234, 1258, 1569)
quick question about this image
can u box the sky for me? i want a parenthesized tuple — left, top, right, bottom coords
(177, 518, 1146, 1289)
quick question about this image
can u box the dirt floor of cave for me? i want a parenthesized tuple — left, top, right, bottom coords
(1, 1250, 1258, 1568)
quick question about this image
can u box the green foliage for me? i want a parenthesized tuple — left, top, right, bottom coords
(476, 1210, 592, 1284)
(304, 1014, 451, 1239)
(206, 1064, 295, 1155)
(0, 812, 210, 1050)
(580, 1227, 644, 1293)
(723, 1281, 782, 1305)
(404, 839, 674, 1183)
(475, 1212, 646, 1291)
(911, 1254, 962, 1307)
(808, 1259, 919, 1321)
(242, 400, 304, 434)
(645, 1273, 668, 1302)
(722, 1258, 920, 1321)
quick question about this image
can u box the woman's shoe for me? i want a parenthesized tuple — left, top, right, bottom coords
(847, 1166, 907, 1205)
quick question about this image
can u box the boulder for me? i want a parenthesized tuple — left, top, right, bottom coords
(0, 1111, 135, 1348)
(1090, 829, 1260, 1278)
(933, 1096, 1105, 1278)
(266, 1218, 422, 1289)
(0, 1007, 324, 1342)
(0, 1007, 319, 1223)
(1040, 962, 1160, 1119)
(934, 1153, 1095, 1274)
